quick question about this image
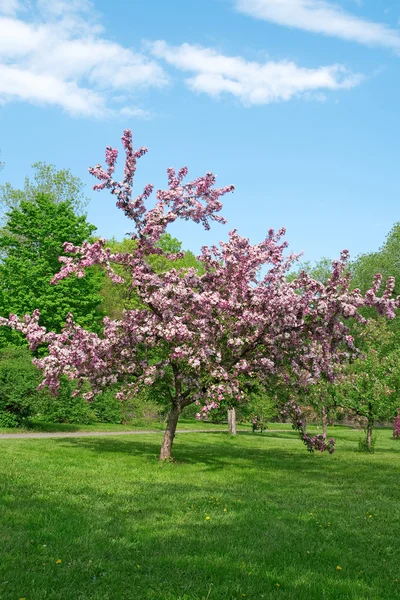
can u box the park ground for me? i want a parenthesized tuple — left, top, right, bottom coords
(0, 424, 399, 600)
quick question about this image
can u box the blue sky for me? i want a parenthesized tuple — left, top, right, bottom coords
(0, 0, 399, 265)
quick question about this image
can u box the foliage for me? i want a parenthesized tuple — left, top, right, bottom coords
(287, 256, 333, 285)
(0, 161, 89, 225)
(36, 379, 97, 424)
(200, 383, 276, 427)
(0, 346, 45, 426)
(1, 130, 398, 460)
(338, 319, 400, 450)
(245, 391, 276, 426)
(351, 223, 400, 330)
(351, 223, 400, 297)
(91, 388, 124, 424)
(0, 193, 104, 346)
(100, 233, 203, 319)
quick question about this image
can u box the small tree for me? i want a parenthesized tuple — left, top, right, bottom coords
(1, 131, 398, 460)
(338, 319, 400, 451)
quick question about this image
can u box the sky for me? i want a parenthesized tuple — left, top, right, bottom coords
(0, 0, 399, 265)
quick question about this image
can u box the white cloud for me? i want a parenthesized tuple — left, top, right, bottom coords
(235, 0, 400, 52)
(0, 0, 168, 118)
(150, 41, 363, 105)
(0, 0, 21, 16)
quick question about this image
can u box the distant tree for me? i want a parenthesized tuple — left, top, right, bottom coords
(0, 193, 103, 346)
(100, 233, 203, 319)
(339, 319, 400, 451)
(352, 223, 400, 297)
(302, 318, 400, 451)
(287, 257, 333, 285)
(0, 161, 89, 226)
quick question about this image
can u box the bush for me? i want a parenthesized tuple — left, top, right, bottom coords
(120, 389, 165, 424)
(0, 346, 45, 426)
(181, 402, 202, 420)
(37, 379, 97, 424)
(92, 389, 123, 423)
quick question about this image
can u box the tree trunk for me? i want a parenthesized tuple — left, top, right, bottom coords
(321, 406, 328, 440)
(228, 408, 237, 435)
(159, 404, 181, 461)
(366, 414, 374, 451)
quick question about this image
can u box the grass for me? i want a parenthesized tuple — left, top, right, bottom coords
(1, 427, 399, 599)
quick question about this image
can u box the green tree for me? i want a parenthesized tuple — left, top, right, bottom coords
(0, 161, 89, 225)
(303, 319, 400, 451)
(339, 319, 400, 451)
(100, 233, 203, 319)
(351, 223, 400, 297)
(287, 257, 333, 284)
(0, 193, 104, 346)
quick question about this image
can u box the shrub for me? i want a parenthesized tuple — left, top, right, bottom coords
(120, 389, 165, 424)
(0, 346, 45, 426)
(37, 379, 97, 424)
(92, 389, 123, 423)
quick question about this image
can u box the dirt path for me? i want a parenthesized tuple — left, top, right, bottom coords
(0, 429, 228, 440)
(0, 428, 291, 440)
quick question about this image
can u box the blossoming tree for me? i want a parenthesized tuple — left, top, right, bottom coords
(1, 131, 398, 460)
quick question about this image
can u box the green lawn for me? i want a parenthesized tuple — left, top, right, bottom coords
(0, 427, 399, 599)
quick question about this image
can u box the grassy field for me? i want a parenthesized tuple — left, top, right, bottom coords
(0, 427, 399, 599)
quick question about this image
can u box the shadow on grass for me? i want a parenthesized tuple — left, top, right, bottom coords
(51, 432, 400, 486)
(1, 438, 400, 600)
(25, 420, 82, 432)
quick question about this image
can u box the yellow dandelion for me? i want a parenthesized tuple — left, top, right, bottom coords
(336, 566, 342, 571)
(205, 516, 211, 521)
(223, 508, 227, 512)
(369, 515, 373, 518)
(55, 559, 62, 565)
(275, 583, 281, 587)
